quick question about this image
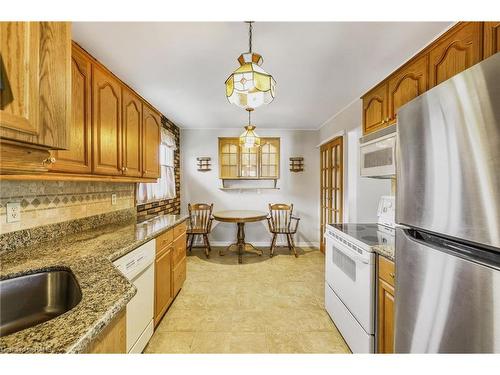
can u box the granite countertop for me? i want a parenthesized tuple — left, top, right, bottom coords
(0, 213, 188, 353)
(372, 245, 395, 261)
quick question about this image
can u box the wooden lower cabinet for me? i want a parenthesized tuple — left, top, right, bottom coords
(153, 221, 187, 327)
(154, 245, 173, 326)
(377, 256, 395, 354)
(87, 309, 126, 353)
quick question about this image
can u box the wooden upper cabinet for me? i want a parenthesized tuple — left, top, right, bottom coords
(142, 104, 161, 179)
(219, 138, 240, 178)
(388, 54, 428, 123)
(92, 65, 122, 175)
(362, 83, 388, 134)
(484, 22, 500, 58)
(429, 22, 483, 88)
(122, 87, 142, 177)
(0, 22, 71, 149)
(51, 44, 92, 173)
(260, 138, 280, 179)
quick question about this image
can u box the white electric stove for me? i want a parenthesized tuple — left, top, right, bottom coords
(324, 196, 395, 353)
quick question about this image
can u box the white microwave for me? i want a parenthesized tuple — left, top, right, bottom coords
(359, 125, 396, 178)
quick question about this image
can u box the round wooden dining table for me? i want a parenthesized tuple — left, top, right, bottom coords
(212, 210, 268, 264)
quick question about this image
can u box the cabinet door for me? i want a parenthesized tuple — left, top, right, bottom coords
(92, 65, 122, 175)
(88, 309, 126, 353)
(0, 22, 71, 149)
(259, 138, 280, 179)
(122, 87, 142, 177)
(388, 55, 428, 122)
(219, 138, 239, 178)
(484, 22, 500, 58)
(142, 103, 161, 179)
(154, 247, 173, 326)
(362, 83, 388, 134)
(0, 22, 40, 135)
(51, 44, 92, 173)
(378, 279, 395, 354)
(429, 22, 482, 88)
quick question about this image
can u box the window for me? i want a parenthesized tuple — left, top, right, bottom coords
(137, 128, 176, 204)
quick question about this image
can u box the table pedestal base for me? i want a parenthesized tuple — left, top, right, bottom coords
(218, 222, 263, 263)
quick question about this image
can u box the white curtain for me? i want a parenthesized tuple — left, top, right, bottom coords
(137, 128, 176, 204)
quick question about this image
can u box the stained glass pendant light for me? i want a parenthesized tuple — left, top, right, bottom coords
(239, 108, 261, 148)
(225, 21, 276, 110)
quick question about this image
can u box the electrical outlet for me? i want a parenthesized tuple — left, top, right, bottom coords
(111, 194, 117, 205)
(6, 202, 21, 223)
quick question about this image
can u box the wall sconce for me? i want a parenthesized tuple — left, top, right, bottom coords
(289, 157, 304, 172)
(197, 157, 211, 172)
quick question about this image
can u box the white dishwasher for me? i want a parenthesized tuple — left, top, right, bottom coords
(113, 239, 155, 353)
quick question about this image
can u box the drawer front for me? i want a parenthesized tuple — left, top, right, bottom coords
(156, 229, 174, 253)
(173, 221, 187, 239)
(378, 255, 395, 287)
(173, 258, 186, 296)
(173, 232, 187, 266)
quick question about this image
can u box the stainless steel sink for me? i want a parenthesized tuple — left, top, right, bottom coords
(0, 270, 82, 337)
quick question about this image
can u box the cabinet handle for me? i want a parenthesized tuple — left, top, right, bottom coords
(43, 157, 56, 165)
(389, 272, 395, 278)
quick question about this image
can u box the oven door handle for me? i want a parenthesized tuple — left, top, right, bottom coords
(326, 235, 370, 264)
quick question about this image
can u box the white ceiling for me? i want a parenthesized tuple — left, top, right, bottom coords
(72, 22, 452, 130)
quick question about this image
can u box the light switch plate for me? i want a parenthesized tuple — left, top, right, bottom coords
(111, 194, 117, 205)
(6, 202, 21, 223)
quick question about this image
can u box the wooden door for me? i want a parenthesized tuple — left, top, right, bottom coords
(388, 55, 428, 123)
(484, 22, 500, 58)
(320, 136, 343, 252)
(122, 87, 142, 177)
(92, 65, 122, 175)
(429, 22, 482, 88)
(219, 138, 239, 178)
(362, 83, 388, 134)
(142, 103, 161, 179)
(51, 44, 92, 173)
(154, 246, 173, 326)
(0, 22, 71, 149)
(378, 279, 395, 353)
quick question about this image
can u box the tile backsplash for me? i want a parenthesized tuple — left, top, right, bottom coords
(0, 181, 135, 234)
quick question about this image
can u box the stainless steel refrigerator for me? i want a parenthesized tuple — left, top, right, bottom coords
(395, 52, 500, 353)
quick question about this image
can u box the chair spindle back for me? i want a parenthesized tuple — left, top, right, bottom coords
(188, 203, 213, 232)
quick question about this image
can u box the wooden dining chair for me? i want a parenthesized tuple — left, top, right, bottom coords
(267, 203, 300, 257)
(187, 203, 214, 258)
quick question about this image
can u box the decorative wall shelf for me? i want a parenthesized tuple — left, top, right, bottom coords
(219, 187, 280, 191)
(197, 157, 211, 171)
(221, 178, 278, 189)
(289, 157, 304, 172)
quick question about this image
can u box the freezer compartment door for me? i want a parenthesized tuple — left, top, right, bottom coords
(395, 227, 500, 353)
(396, 52, 500, 250)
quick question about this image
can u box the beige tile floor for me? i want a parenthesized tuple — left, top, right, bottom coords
(144, 246, 350, 354)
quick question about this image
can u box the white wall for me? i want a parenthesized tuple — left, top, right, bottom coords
(319, 99, 392, 223)
(181, 128, 320, 247)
